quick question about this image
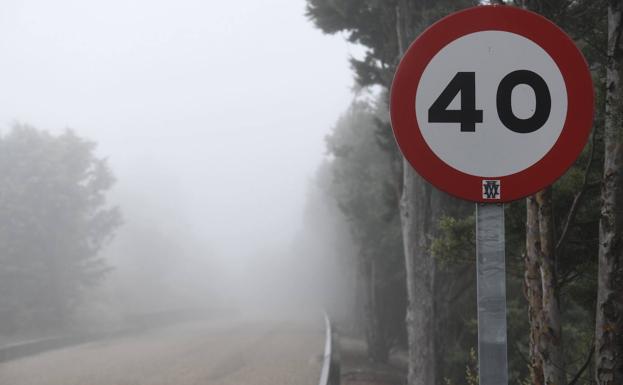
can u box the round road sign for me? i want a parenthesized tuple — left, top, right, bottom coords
(390, 5, 593, 203)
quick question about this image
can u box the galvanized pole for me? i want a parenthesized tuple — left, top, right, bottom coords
(476, 203, 508, 385)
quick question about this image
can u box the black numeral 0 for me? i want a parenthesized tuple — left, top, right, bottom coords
(496, 70, 551, 133)
(428, 70, 552, 134)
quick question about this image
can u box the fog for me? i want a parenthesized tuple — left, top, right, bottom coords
(0, 0, 359, 325)
(0, 3, 608, 385)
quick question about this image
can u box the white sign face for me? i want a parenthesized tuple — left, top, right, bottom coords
(415, 31, 568, 177)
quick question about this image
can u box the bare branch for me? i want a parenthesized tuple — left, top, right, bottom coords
(555, 132, 596, 253)
(567, 344, 594, 385)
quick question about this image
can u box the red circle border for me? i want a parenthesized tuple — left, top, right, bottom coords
(390, 5, 594, 203)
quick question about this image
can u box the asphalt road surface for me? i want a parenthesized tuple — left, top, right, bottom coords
(0, 313, 325, 385)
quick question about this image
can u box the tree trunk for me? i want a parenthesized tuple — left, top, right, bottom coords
(525, 188, 566, 385)
(522, 0, 567, 380)
(525, 195, 545, 385)
(361, 259, 389, 363)
(595, 2, 623, 384)
(395, 2, 436, 384)
(536, 188, 566, 385)
(400, 162, 436, 385)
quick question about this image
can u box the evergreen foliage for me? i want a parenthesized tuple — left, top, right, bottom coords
(309, 1, 611, 384)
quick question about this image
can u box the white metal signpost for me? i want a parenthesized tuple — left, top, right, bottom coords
(390, 5, 593, 385)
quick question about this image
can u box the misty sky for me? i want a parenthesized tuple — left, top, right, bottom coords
(0, 0, 358, 264)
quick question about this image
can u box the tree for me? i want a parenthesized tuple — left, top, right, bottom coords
(0, 124, 121, 333)
(324, 101, 405, 363)
(514, 2, 607, 384)
(395, 3, 471, 383)
(310, 1, 611, 385)
(308, 2, 473, 384)
(595, 2, 623, 383)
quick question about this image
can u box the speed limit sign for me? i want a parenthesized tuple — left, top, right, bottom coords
(390, 5, 593, 202)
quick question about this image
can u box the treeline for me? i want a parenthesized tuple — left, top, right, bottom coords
(0, 125, 120, 336)
(306, 1, 620, 385)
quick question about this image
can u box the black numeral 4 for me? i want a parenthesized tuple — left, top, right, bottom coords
(428, 72, 483, 132)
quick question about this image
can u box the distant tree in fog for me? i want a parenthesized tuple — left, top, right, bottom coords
(0, 124, 121, 334)
(325, 100, 405, 363)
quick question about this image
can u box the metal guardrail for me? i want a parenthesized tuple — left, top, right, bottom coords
(318, 312, 340, 385)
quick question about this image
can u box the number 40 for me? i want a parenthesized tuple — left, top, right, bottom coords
(427, 70, 552, 134)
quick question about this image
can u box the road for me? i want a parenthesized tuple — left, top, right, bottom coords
(0, 313, 325, 385)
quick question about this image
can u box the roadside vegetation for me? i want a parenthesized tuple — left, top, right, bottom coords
(306, 1, 620, 384)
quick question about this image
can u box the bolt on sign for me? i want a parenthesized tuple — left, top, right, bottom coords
(390, 5, 593, 385)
